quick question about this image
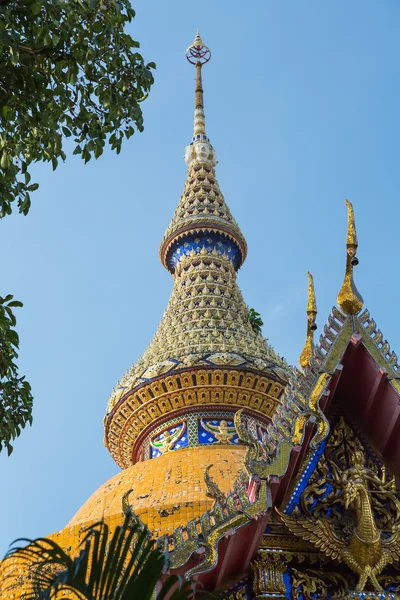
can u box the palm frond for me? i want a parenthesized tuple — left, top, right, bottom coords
(4, 513, 192, 600)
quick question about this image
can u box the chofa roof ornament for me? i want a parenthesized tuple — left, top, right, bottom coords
(299, 272, 318, 370)
(337, 200, 364, 315)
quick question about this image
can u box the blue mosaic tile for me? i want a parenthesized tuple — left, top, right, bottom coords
(284, 438, 327, 515)
(167, 232, 242, 272)
(150, 423, 187, 458)
(198, 418, 239, 445)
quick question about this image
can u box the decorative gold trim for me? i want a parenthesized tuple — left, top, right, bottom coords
(260, 534, 317, 552)
(106, 368, 285, 468)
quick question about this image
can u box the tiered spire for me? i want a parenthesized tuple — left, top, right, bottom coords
(160, 32, 247, 271)
(106, 33, 288, 421)
(138, 33, 285, 381)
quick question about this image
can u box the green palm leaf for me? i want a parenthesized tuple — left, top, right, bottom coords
(4, 513, 192, 600)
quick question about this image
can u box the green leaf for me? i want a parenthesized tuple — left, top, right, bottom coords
(62, 126, 72, 137)
(7, 301, 23, 308)
(31, 1, 43, 15)
(1, 153, 11, 169)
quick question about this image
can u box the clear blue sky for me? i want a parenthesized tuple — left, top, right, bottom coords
(1, 0, 400, 555)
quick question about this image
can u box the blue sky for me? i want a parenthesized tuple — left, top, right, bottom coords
(1, 0, 400, 555)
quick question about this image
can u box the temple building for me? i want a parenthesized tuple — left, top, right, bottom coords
(4, 33, 400, 599)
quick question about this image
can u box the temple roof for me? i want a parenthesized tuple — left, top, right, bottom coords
(242, 201, 400, 485)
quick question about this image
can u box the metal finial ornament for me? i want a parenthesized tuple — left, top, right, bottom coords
(337, 200, 364, 315)
(184, 32, 215, 158)
(299, 272, 318, 370)
(186, 31, 211, 65)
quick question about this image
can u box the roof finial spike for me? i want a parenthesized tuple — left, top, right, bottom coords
(337, 200, 364, 315)
(299, 272, 318, 370)
(185, 33, 216, 167)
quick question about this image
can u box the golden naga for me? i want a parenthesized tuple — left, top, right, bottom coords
(277, 453, 400, 592)
(200, 418, 237, 444)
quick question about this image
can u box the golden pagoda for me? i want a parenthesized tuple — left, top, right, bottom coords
(3, 33, 400, 600)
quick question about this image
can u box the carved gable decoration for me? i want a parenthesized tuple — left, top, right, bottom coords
(285, 416, 400, 530)
(259, 416, 400, 598)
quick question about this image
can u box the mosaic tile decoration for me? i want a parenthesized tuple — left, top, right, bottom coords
(142, 410, 267, 460)
(150, 423, 188, 458)
(198, 418, 239, 445)
(168, 232, 242, 271)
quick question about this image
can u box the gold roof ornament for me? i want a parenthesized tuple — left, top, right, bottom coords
(299, 272, 318, 370)
(337, 200, 364, 315)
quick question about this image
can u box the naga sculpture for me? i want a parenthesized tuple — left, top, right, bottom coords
(204, 464, 227, 507)
(278, 451, 400, 592)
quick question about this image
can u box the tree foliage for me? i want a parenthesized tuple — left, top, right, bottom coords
(248, 308, 263, 334)
(4, 513, 191, 600)
(0, 0, 155, 217)
(0, 295, 33, 456)
(0, 0, 154, 453)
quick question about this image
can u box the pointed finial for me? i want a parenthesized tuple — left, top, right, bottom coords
(184, 33, 216, 167)
(299, 272, 318, 370)
(186, 31, 211, 65)
(337, 200, 364, 315)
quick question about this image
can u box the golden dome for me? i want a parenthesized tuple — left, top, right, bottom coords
(0, 445, 251, 599)
(68, 445, 247, 537)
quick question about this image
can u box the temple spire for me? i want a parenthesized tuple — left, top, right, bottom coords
(299, 272, 318, 370)
(159, 33, 247, 273)
(337, 200, 364, 315)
